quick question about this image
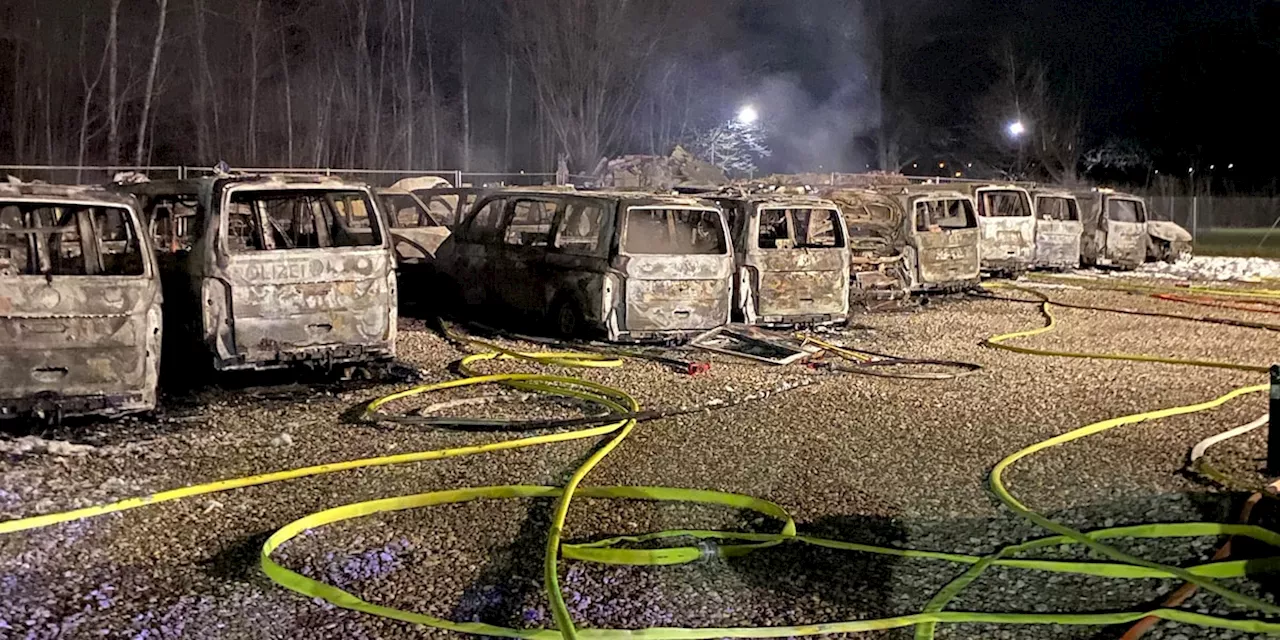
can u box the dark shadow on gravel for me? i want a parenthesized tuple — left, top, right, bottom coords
(199, 530, 275, 583)
(727, 510, 907, 627)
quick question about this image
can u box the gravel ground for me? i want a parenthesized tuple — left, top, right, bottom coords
(3, 285, 1279, 640)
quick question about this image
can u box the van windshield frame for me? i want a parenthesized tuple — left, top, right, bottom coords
(220, 186, 385, 253)
(620, 206, 728, 256)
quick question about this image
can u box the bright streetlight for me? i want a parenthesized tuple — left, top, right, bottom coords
(737, 105, 759, 126)
(1007, 120, 1026, 137)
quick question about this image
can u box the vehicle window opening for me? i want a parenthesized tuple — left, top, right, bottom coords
(623, 208, 727, 255)
(981, 192, 1030, 217)
(554, 202, 605, 254)
(0, 203, 144, 276)
(1036, 197, 1078, 221)
(1107, 199, 1144, 223)
(382, 193, 438, 228)
(466, 198, 507, 242)
(226, 189, 381, 251)
(422, 193, 459, 226)
(149, 195, 202, 252)
(915, 199, 976, 232)
(504, 199, 559, 247)
(757, 208, 844, 249)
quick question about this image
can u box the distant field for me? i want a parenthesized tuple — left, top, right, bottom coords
(1193, 227, 1280, 258)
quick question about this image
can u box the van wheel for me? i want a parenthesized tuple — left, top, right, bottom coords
(550, 299, 584, 339)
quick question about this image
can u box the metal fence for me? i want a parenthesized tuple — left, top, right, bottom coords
(1145, 195, 1280, 233)
(0, 165, 583, 188)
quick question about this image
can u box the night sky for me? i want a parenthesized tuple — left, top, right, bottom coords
(0, 0, 1275, 188)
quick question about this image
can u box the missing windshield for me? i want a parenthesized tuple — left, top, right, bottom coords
(623, 208, 726, 255)
(225, 189, 382, 251)
(915, 199, 976, 232)
(1036, 197, 1079, 221)
(981, 191, 1031, 217)
(1107, 199, 1145, 223)
(757, 208, 844, 249)
(0, 203, 144, 276)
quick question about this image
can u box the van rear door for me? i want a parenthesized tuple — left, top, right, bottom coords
(0, 198, 160, 416)
(1103, 197, 1147, 268)
(749, 206, 849, 321)
(616, 206, 733, 333)
(1033, 196, 1083, 269)
(213, 186, 394, 367)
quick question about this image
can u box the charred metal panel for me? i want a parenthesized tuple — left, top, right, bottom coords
(978, 215, 1035, 271)
(915, 229, 980, 289)
(0, 188, 160, 419)
(620, 254, 732, 333)
(1105, 222, 1147, 269)
(1033, 219, 1083, 269)
(219, 250, 395, 368)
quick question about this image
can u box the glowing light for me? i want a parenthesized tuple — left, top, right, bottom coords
(954, 171, 962, 177)
(736, 105, 759, 125)
(967, 163, 973, 168)
(1228, 163, 1234, 169)
(1209, 164, 1215, 170)
(1188, 167, 1194, 174)
(1007, 121, 1026, 137)
(912, 163, 918, 168)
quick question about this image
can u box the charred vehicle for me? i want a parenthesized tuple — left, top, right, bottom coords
(378, 188, 450, 266)
(434, 190, 733, 341)
(873, 186, 981, 292)
(944, 183, 1036, 274)
(1073, 188, 1148, 269)
(123, 175, 396, 371)
(818, 188, 909, 303)
(1145, 210, 1193, 263)
(1029, 188, 1083, 270)
(0, 183, 161, 419)
(707, 192, 850, 326)
(392, 180, 575, 230)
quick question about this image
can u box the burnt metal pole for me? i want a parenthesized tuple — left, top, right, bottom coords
(1270, 364, 1280, 474)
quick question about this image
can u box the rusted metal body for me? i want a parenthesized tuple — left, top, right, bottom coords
(1073, 188, 1147, 269)
(434, 190, 733, 341)
(821, 188, 910, 302)
(708, 193, 850, 326)
(0, 183, 161, 419)
(122, 175, 396, 371)
(1029, 188, 1083, 270)
(871, 186, 981, 292)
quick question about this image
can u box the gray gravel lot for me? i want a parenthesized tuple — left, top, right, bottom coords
(2, 285, 1279, 640)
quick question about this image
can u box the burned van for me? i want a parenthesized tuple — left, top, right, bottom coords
(1029, 188, 1083, 270)
(1073, 188, 1147, 269)
(822, 188, 909, 302)
(708, 193, 850, 326)
(123, 175, 396, 371)
(949, 183, 1036, 273)
(434, 190, 733, 341)
(0, 183, 161, 419)
(1145, 212, 1193, 263)
(873, 186, 981, 292)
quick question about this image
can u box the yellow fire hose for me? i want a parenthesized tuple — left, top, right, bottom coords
(3, 291, 1280, 637)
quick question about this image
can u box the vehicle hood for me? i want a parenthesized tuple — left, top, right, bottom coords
(1147, 220, 1192, 243)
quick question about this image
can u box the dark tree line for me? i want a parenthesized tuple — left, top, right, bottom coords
(0, 0, 729, 174)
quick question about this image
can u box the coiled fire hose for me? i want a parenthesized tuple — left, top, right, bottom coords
(3, 285, 1280, 638)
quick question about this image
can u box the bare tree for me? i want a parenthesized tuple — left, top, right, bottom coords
(134, 0, 169, 166)
(75, 11, 110, 180)
(106, 0, 121, 165)
(508, 0, 674, 171)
